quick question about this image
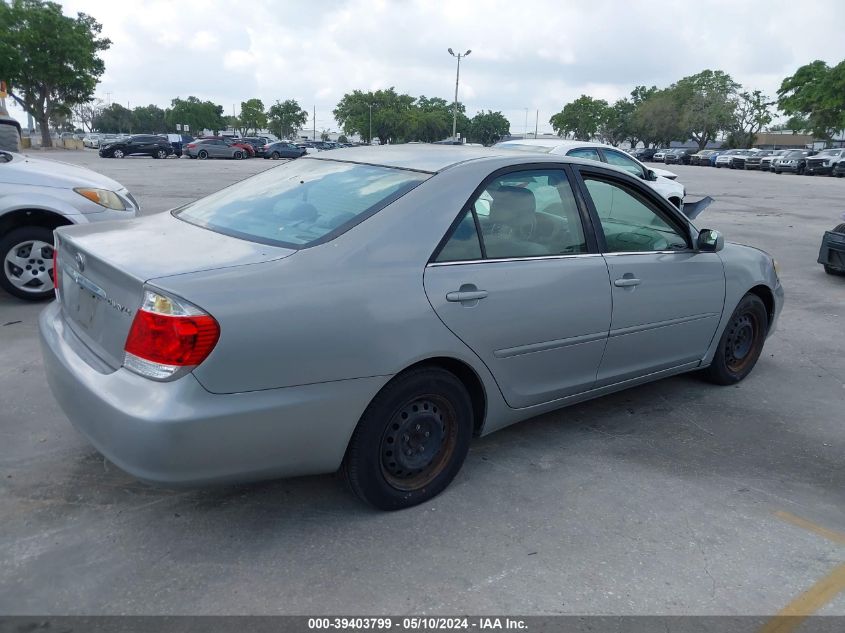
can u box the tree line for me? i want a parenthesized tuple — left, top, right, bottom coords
(549, 63, 845, 149)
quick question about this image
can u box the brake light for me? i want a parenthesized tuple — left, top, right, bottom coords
(186, 143, 196, 149)
(123, 289, 219, 380)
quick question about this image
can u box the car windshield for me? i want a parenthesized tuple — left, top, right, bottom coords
(784, 151, 805, 157)
(816, 149, 839, 156)
(175, 158, 429, 248)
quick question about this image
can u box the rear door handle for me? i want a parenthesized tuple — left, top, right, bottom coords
(614, 277, 641, 287)
(447, 289, 488, 302)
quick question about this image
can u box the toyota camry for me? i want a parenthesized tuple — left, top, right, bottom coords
(39, 145, 783, 510)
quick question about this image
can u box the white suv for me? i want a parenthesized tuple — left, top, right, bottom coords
(494, 139, 686, 209)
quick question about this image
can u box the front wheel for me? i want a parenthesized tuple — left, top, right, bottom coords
(233, 151, 243, 160)
(343, 367, 473, 510)
(702, 294, 768, 385)
(155, 149, 167, 159)
(271, 151, 280, 159)
(112, 149, 125, 159)
(0, 226, 56, 301)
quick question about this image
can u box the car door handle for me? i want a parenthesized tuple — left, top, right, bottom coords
(446, 288, 488, 302)
(614, 277, 641, 287)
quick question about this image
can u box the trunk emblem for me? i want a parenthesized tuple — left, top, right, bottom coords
(75, 252, 86, 272)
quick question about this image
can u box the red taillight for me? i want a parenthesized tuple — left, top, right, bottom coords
(123, 290, 219, 380)
(186, 143, 196, 149)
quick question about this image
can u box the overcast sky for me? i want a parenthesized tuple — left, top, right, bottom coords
(8, 0, 845, 134)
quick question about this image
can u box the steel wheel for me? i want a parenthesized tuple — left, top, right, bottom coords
(724, 312, 760, 374)
(1, 229, 55, 300)
(703, 294, 768, 385)
(380, 394, 458, 491)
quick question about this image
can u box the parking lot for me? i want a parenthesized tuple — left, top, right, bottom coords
(1, 150, 843, 615)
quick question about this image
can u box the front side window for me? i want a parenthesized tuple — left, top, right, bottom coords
(603, 149, 645, 178)
(436, 169, 587, 261)
(583, 177, 688, 253)
(177, 158, 428, 248)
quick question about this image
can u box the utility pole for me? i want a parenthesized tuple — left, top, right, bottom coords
(524, 108, 529, 137)
(448, 48, 471, 140)
(535, 109, 539, 139)
(368, 103, 373, 144)
(313, 105, 316, 141)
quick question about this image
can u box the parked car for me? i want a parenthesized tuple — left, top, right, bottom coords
(82, 134, 102, 148)
(239, 137, 271, 157)
(805, 148, 845, 176)
(0, 149, 138, 300)
(263, 141, 307, 159)
(629, 148, 657, 162)
(818, 222, 845, 276)
(690, 150, 714, 166)
(743, 150, 775, 170)
(834, 160, 845, 177)
(494, 139, 686, 208)
(760, 150, 789, 171)
(652, 148, 672, 162)
(184, 138, 246, 160)
(159, 133, 193, 157)
(99, 134, 174, 159)
(197, 136, 256, 158)
(39, 145, 783, 509)
(773, 149, 815, 175)
(664, 148, 697, 165)
(715, 149, 751, 169)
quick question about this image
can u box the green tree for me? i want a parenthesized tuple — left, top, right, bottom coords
(320, 130, 330, 141)
(0, 0, 111, 147)
(132, 104, 166, 133)
(238, 98, 267, 135)
(333, 88, 416, 144)
(549, 95, 609, 141)
(672, 69, 739, 150)
(165, 96, 225, 135)
(598, 99, 636, 147)
(778, 60, 845, 142)
(94, 103, 134, 133)
(468, 110, 510, 146)
(411, 96, 468, 142)
(72, 99, 103, 133)
(338, 134, 348, 143)
(266, 99, 308, 139)
(730, 90, 774, 148)
(631, 89, 684, 147)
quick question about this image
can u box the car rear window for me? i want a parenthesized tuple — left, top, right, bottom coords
(175, 158, 429, 248)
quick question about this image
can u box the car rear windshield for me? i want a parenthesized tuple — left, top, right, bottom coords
(175, 158, 429, 248)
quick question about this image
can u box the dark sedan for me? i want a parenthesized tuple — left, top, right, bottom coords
(664, 148, 696, 165)
(263, 141, 307, 159)
(631, 148, 657, 162)
(99, 135, 174, 159)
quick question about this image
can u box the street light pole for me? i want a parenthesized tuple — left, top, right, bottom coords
(448, 48, 471, 140)
(369, 103, 372, 144)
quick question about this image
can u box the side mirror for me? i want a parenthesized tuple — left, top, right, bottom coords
(645, 169, 658, 181)
(698, 228, 724, 252)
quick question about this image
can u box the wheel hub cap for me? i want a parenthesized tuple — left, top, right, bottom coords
(4, 240, 54, 293)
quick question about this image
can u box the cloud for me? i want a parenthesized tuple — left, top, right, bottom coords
(11, 0, 845, 133)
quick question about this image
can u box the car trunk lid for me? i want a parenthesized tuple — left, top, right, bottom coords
(55, 212, 294, 370)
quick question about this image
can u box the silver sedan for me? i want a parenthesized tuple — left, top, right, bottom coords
(39, 146, 783, 509)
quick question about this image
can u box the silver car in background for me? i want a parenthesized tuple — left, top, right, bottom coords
(39, 146, 783, 509)
(184, 138, 246, 160)
(0, 150, 138, 300)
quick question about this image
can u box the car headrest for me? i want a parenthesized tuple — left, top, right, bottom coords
(489, 186, 536, 226)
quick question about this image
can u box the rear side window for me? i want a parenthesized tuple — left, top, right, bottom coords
(176, 158, 428, 248)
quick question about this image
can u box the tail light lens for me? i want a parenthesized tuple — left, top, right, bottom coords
(186, 143, 196, 149)
(123, 289, 219, 380)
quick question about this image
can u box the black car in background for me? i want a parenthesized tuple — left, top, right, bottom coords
(263, 141, 307, 159)
(99, 134, 174, 159)
(630, 148, 657, 161)
(774, 149, 815, 175)
(664, 148, 696, 165)
(835, 161, 845, 177)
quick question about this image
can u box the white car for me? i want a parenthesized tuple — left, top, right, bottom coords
(652, 148, 672, 162)
(494, 139, 686, 208)
(0, 150, 138, 300)
(82, 134, 102, 148)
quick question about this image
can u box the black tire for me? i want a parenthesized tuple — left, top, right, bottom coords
(831, 223, 845, 234)
(0, 226, 56, 301)
(716, 164, 722, 169)
(112, 148, 125, 159)
(824, 265, 845, 276)
(343, 367, 473, 510)
(233, 151, 243, 160)
(775, 170, 781, 174)
(797, 165, 805, 175)
(155, 149, 167, 159)
(702, 294, 768, 385)
(198, 150, 208, 160)
(271, 151, 280, 159)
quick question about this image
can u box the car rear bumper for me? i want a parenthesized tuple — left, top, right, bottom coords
(39, 301, 386, 486)
(818, 230, 845, 272)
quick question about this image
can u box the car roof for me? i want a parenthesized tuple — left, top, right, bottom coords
(495, 138, 614, 152)
(314, 144, 513, 173)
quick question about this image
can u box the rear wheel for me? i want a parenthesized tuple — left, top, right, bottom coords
(0, 226, 56, 301)
(343, 367, 473, 510)
(155, 149, 167, 159)
(824, 265, 845, 276)
(271, 151, 280, 159)
(233, 151, 243, 160)
(702, 294, 768, 385)
(198, 150, 208, 160)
